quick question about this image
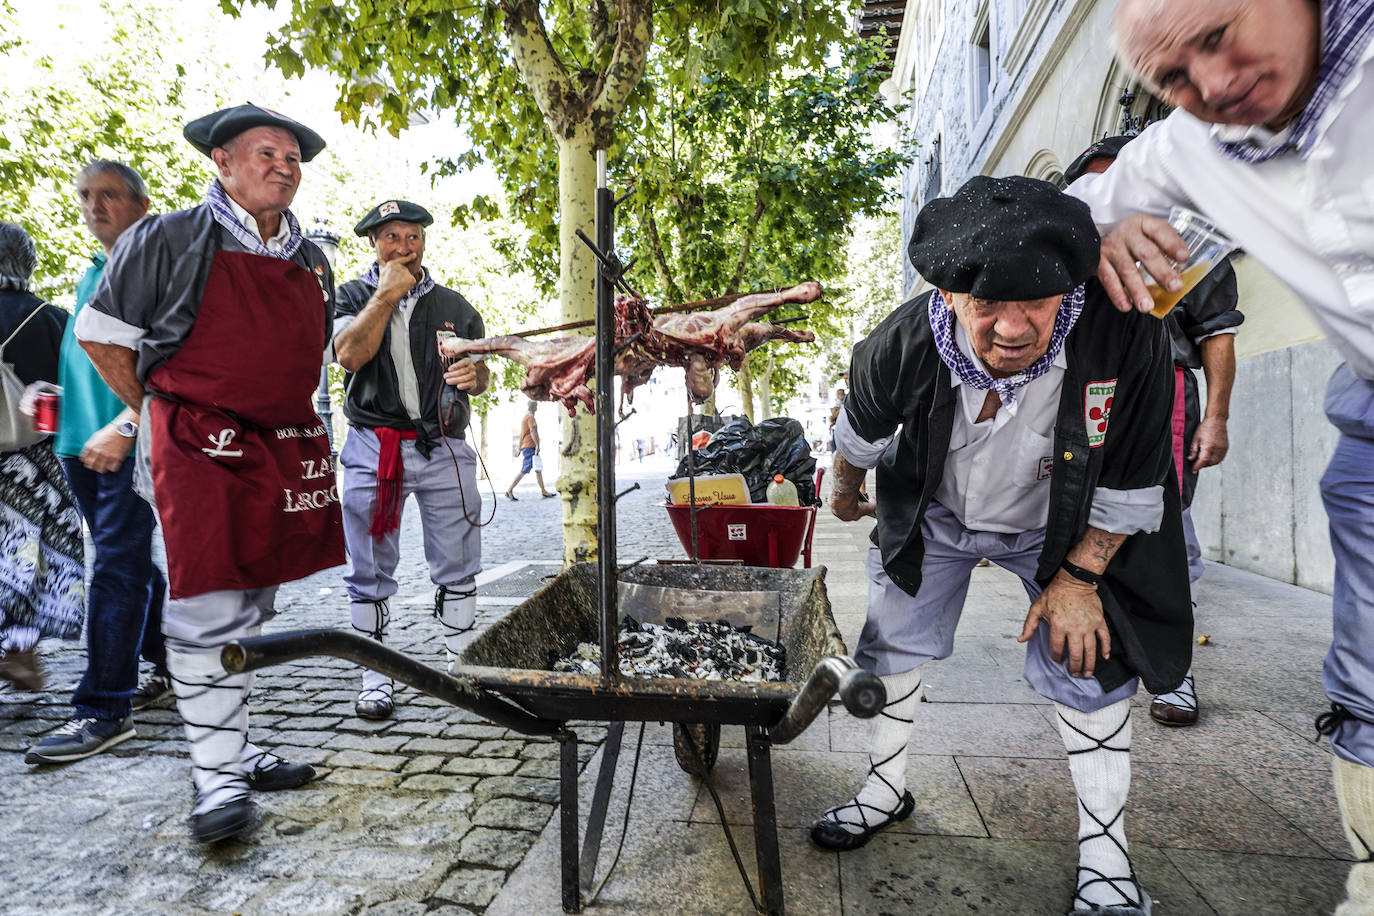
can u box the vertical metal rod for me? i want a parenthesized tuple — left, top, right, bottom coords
(746, 727, 785, 915)
(578, 720, 625, 894)
(560, 730, 582, 913)
(594, 151, 619, 687)
(316, 366, 335, 455)
(684, 390, 700, 562)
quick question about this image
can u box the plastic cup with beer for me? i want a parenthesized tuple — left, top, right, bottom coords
(1139, 207, 1237, 319)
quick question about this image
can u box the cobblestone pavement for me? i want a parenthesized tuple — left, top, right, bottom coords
(0, 455, 692, 915)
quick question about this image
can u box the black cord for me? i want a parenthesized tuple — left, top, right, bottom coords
(435, 373, 498, 528)
(584, 722, 646, 905)
(680, 726, 761, 913)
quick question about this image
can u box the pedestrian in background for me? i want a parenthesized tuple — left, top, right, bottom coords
(505, 400, 554, 500)
(1066, 137, 1244, 728)
(26, 161, 172, 767)
(0, 222, 84, 692)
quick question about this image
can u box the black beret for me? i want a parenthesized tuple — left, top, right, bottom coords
(183, 103, 326, 162)
(908, 175, 1100, 300)
(1064, 134, 1135, 185)
(354, 200, 434, 237)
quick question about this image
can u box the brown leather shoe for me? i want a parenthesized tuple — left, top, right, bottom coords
(0, 646, 44, 691)
(1149, 675, 1198, 726)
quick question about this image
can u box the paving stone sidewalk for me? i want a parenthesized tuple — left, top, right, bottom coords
(0, 458, 685, 915)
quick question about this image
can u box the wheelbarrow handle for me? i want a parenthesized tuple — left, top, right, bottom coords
(768, 655, 886, 745)
(221, 628, 562, 737)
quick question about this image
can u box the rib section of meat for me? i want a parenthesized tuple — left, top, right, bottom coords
(438, 282, 821, 414)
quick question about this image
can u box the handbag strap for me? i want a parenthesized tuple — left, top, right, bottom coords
(2, 304, 46, 353)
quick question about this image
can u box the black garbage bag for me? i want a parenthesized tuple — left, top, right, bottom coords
(674, 416, 817, 505)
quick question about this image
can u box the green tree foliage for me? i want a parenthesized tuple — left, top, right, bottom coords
(222, 0, 898, 558)
(224, 0, 859, 295)
(0, 0, 210, 299)
(617, 40, 905, 418)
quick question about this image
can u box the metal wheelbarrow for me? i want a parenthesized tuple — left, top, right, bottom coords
(224, 560, 881, 915)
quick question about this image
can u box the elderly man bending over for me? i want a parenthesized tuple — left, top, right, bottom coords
(812, 176, 1191, 916)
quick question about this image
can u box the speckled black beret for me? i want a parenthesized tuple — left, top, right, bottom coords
(183, 103, 326, 162)
(908, 175, 1100, 300)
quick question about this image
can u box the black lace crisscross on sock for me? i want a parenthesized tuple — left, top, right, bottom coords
(434, 584, 478, 643)
(350, 597, 390, 642)
(1058, 706, 1141, 910)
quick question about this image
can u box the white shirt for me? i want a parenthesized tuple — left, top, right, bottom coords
(1069, 36, 1374, 381)
(932, 325, 1064, 533)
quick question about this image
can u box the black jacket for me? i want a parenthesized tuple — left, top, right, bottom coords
(336, 280, 484, 444)
(1165, 258, 1244, 507)
(845, 283, 1192, 694)
(0, 291, 67, 385)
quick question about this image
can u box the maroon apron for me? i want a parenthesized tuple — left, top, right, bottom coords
(147, 250, 344, 599)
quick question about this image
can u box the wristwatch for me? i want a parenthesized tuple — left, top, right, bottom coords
(114, 419, 138, 438)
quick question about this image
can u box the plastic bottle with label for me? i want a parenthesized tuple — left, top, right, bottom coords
(765, 473, 799, 506)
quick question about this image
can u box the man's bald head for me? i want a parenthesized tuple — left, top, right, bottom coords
(1114, 0, 1321, 130)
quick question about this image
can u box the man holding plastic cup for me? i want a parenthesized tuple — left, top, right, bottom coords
(1071, 1, 1374, 908)
(1067, 136, 1245, 729)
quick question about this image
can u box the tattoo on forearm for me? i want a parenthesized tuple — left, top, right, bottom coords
(1089, 533, 1116, 564)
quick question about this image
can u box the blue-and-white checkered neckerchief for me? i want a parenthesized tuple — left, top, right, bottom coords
(205, 179, 304, 259)
(359, 261, 436, 306)
(927, 284, 1086, 407)
(1216, 0, 1374, 162)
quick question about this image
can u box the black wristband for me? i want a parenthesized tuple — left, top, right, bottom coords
(1059, 559, 1103, 587)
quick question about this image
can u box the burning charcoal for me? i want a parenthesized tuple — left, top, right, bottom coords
(552, 617, 785, 683)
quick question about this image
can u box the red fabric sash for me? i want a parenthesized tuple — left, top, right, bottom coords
(369, 427, 418, 539)
(1171, 366, 1187, 494)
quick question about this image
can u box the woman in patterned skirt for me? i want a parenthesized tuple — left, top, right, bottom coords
(0, 222, 85, 690)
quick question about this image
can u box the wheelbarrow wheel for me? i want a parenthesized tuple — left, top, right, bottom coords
(673, 722, 720, 776)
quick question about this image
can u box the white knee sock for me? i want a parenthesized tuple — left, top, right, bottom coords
(435, 584, 478, 662)
(821, 667, 923, 834)
(1056, 699, 1143, 910)
(168, 647, 250, 816)
(1334, 756, 1374, 915)
(1152, 666, 1196, 709)
(350, 599, 392, 702)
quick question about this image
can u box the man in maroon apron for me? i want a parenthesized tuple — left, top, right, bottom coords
(75, 104, 344, 844)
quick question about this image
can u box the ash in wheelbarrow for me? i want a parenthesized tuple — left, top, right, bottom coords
(223, 561, 881, 915)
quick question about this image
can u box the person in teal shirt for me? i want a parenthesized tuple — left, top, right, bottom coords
(26, 161, 169, 766)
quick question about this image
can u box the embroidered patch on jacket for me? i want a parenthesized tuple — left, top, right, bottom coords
(1085, 379, 1117, 447)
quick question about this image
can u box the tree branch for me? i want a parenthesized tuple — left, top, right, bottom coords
(588, 0, 652, 147)
(500, 0, 583, 138)
(726, 191, 766, 295)
(638, 205, 682, 302)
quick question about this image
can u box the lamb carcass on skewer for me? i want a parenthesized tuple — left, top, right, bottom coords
(438, 281, 821, 415)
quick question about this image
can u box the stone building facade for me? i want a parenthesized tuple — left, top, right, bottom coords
(875, 0, 1339, 591)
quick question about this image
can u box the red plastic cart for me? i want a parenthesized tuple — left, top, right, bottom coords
(665, 468, 825, 568)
